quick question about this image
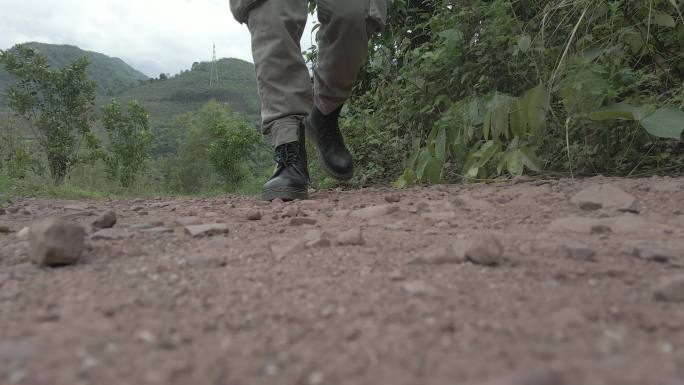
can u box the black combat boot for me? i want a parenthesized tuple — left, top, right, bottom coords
(262, 127, 309, 201)
(305, 105, 353, 181)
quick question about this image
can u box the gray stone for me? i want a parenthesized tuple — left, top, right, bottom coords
(335, 228, 365, 246)
(28, 217, 86, 266)
(350, 205, 399, 219)
(246, 210, 262, 221)
(455, 194, 492, 210)
(548, 215, 649, 234)
(465, 233, 504, 266)
(17, 227, 29, 239)
(303, 230, 331, 248)
(560, 242, 596, 261)
(571, 184, 637, 212)
(270, 238, 307, 259)
(184, 223, 230, 237)
(421, 211, 458, 221)
(590, 224, 613, 234)
(633, 247, 679, 264)
(409, 244, 464, 265)
(290, 217, 317, 226)
(0, 225, 10, 234)
(402, 280, 437, 297)
(129, 223, 157, 230)
(653, 275, 684, 303)
(91, 228, 128, 240)
(92, 210, 117, 229)
(384, 194, 401, 203)
(173, 216, 202, 226)
(140, 227, 174, 234)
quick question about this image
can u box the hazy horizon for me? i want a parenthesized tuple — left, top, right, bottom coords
(0, 0, 315, 77)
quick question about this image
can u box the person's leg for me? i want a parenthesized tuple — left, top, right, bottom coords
(247, 0, 311, 147)
(305, 0, 387, 180)
(245, 0, 312, 200)
(314, 0, 386, 114)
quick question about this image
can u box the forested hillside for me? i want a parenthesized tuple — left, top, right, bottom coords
(0, 42, 148, 103)
(111, 58, 260, 125)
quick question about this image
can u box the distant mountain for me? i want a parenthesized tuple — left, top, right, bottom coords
(109, 58, 261, 126)
(0, 42, 149, 103)
(0, 43, 261, 128)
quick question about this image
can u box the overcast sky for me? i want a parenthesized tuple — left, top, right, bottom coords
(0, 0, 315, 77)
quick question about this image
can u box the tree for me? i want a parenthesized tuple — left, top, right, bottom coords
(0, 44, 98, 183)
(169, 101, 261, 193)
(200, 101, 261, 186)
(101, 100, 153, 187)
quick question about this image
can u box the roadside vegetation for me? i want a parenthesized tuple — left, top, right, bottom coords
(2, 0, 683, 200)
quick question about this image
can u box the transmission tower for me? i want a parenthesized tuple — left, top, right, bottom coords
(209, 43, 220, 87)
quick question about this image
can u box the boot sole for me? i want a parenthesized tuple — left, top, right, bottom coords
(262, 187, 309, 202)
(305, 124, 354, 182)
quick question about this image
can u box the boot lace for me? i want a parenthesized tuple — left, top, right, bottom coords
(275, 142, 301, 166)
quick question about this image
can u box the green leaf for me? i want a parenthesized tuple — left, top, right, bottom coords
(590, 103, 655, 121)
(517, 35, 532, 53)
(483, 109, 491, 140)
(506, 150, 524, 176)
(434, 127, 447, 161)
(518, 147, 543, 172)
(649, 11, 676, 28)
(522, 85, 549, 136)
(492, 104, 509, 139)
(424, 157, 444, 184)
(415, 148, 431, 180)
(640, 108, 684, 139)
(394, 173, 410, 189)
(477, 140, 499, 168)
(510, 100, 527, 138)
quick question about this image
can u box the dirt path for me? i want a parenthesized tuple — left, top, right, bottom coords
(1, 176, 684, 385)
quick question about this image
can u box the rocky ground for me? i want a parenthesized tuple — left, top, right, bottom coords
(1, 176, 684, 385)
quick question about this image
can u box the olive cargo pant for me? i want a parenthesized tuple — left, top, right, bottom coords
(229, 0, 387, 146)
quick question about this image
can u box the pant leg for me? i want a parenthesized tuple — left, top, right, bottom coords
(313, 0, 387, 115)
(246, 0, 312, 146)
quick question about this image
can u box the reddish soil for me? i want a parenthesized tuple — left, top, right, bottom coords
(1, 176, 684, 385)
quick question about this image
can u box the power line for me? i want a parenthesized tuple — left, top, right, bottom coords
(209, 43, 219, 87)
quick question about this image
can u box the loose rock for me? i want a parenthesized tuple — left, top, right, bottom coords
(350, 205, 399, 219)
(28, 217, 86, 267)
(290, 217, 317, 226)
(184, 223, 230, 237)
(270, 239, 307, 259)
(173, 216, 202, 226)
(548, 215, 649, 234)
(653, 275, 684, 303)
(464, 233, 504, 266)
(402, 280, 437, 297)
(633, 247, 678, 264)
(140, 227, 174, 234)
(384, 194, 401, 203)
(570, 184, 637, 212)
(335, 228, 365, 246)
(409, 244, 464, 265)
(92, 210, 117, 229)
(17, 227, 29, 239)
(91, 228, 128, 240)
(560, 242, 596, 261)
(0, 225, 10, 234)
(246, 210, 262, 221)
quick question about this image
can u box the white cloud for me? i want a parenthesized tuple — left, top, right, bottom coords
(0, 0, 314, 77)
